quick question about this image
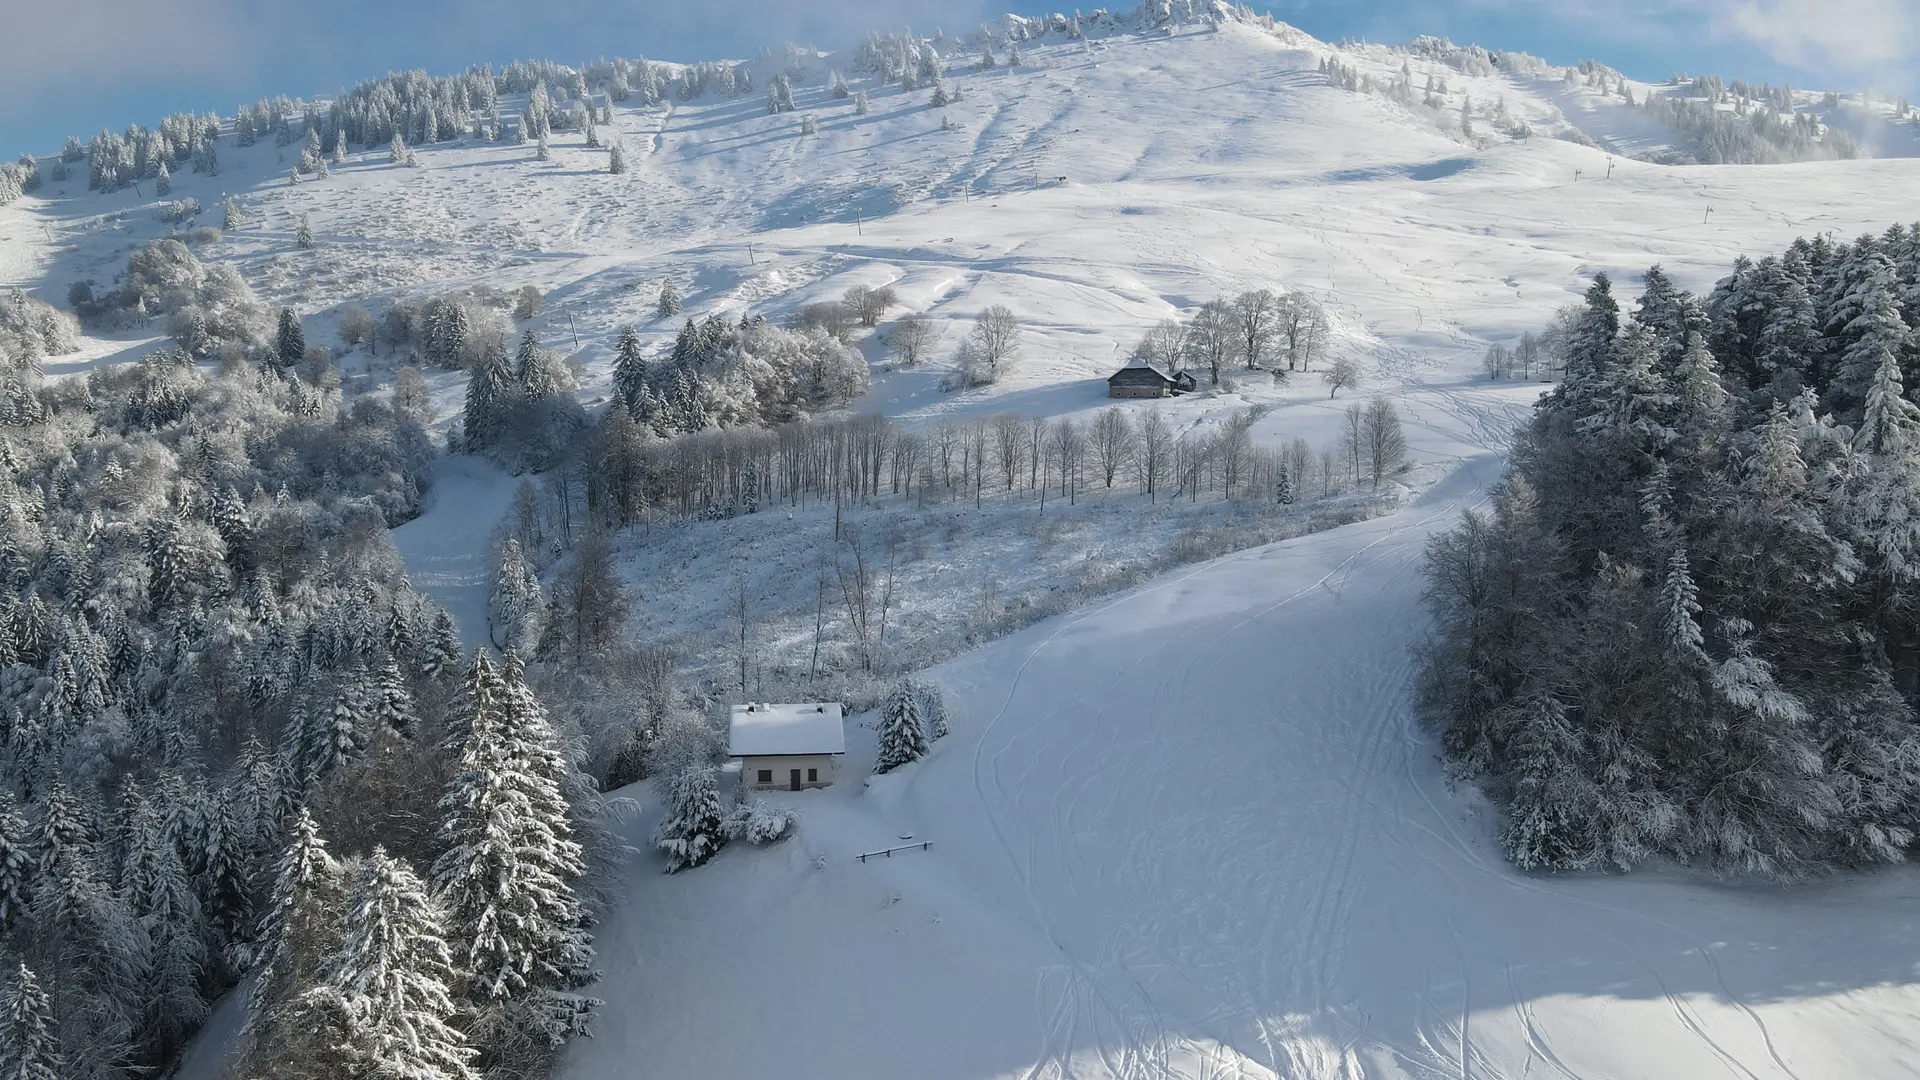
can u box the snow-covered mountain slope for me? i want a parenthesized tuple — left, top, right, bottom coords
(570, 446, 1920, 1080)
(23, 13, 1920, 1078)
(4, 14, 1915, 424)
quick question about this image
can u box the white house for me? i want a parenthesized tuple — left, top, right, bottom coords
(729, 702, 846, 791)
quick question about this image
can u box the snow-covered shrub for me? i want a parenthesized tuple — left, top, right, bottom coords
(76, 239, 269, 352)
(722, 798, 797, 844)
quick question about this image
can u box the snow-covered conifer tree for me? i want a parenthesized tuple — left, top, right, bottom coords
(657, 279, 682, 319)
(612, 325, 647, 407)
(608, 140, 626, 173)
(654, 766, 726, 872)
(0, 964, 60, 1080)
(875, 680, 929, 772)
(300, 849, 478, 1080)
(433, 651, 596, 1043)
(390, 131, 405, 164)
(274, 308, 305, 370)
(154, 159, 171, 197)
(488, 538, 545, 655)
(295, 213, 314, 249)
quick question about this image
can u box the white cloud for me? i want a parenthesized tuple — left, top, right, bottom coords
(1718, 0, 1916, 75)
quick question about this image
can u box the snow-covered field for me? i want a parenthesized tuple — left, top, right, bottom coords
(574, 445, 1920, 1080)
(16, 9, 1920, 1080)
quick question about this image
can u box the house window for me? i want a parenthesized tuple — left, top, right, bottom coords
(757, 769, 772, 784)
(807, 768, 818, 783)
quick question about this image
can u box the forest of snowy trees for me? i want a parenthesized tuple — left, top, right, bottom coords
(1418, 221, 1920, 877)
(0, 323, 610, 1075)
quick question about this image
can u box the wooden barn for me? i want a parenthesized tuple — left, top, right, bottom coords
(1106, 358, 1196, 398)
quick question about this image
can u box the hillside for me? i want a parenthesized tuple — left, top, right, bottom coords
(6, 6, 1920, 1080)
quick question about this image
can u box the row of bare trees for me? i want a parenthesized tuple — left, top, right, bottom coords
(1133, 289, 1331, 386)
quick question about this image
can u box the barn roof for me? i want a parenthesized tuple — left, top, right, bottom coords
(1109, 357, 1175, 383)
(728, 702, 846, 757)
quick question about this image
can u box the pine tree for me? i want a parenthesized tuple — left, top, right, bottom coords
(515, 329, 560, 402)
(608, 140, 627, 174)
(875, 680, 929, 773)
(462, 338, 515, 452)
(536, 132, 551, 161)
(913, 677, 951, 740)
(489, 538, 544, 654)
(854, 89, 871, 116)
(295, 213, 314, 249)
(657, 279, 682, 319)
(0, 964, 60, 1080)
(372, 656, 418, 737)
(274, 308, 306, 370)
(612, 325, 647, 407)
(433, 652, 596, 1043)
(0, 796, 30, 936)
(300, 849, 478, 1080)
(390, 131, 406, 164)
(654, 766, 726, 872)
(1275, 466, 1294, 505)
(332, 130, 347, 164)
(1831, 264, 1913, 423)
(154, 158, 171, 197)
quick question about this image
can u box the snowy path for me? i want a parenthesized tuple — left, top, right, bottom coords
(389, 454, 515, 649)
(564, 442, 1920, 1080)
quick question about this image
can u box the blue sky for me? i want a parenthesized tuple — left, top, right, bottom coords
(2, 0, 1914, 155)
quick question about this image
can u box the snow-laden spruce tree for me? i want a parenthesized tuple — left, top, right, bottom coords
(912, 677, 951, 740)
(295, 213, 314, 250)
(612, 325, 647, 408)
(657, 279, 682, 319)
(608, 140, 627, 173)
(433, 650, 597, 1047)
(488, 538, 545, 654)
(0, 796, 31, 936)
(297, 849, 478, 1080)
(0, 964, 60, 1080)
(389, 131, 405, 163)
(875, 680, 930, 773)
(463, 337, 515, 452)
(654, 765, 726, 872)
(154, 159, 171, 197)
(274, 307, 305, 370)
(245, 807, 342, 1050)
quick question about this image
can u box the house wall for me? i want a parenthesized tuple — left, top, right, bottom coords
(1109, 384, 1167, 399)
(740, 755, 837, 789)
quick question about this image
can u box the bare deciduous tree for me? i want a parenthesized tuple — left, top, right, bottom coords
(890, 312, 934, 367)
(1137, 409, 1171, 501)
(1184, 299, 1237, 387)
(1324, 354, 1360, 398)
(1089, 407, 1136, 489)
(1363, 395, 1408, 488)
(1281, 293, 1329, 371)
(993, 413, 1026, 490)
(845, 284, 899, 327)
(1233, 288, 1281, 370)
(968, 305, 1021, 383)
(1133, 318, 1187, 370)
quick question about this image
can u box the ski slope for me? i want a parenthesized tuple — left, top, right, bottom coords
(569, 441, 1920, 1080)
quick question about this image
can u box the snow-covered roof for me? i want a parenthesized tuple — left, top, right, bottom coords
(728, 702, 846, 757)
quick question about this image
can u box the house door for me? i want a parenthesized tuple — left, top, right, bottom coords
(790, 769, 802, 791)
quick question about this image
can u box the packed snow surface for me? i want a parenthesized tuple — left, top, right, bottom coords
(575, 448, 1920, 1080)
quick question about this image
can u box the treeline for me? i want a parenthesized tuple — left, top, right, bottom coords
(1418, 221, 1920, 877)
